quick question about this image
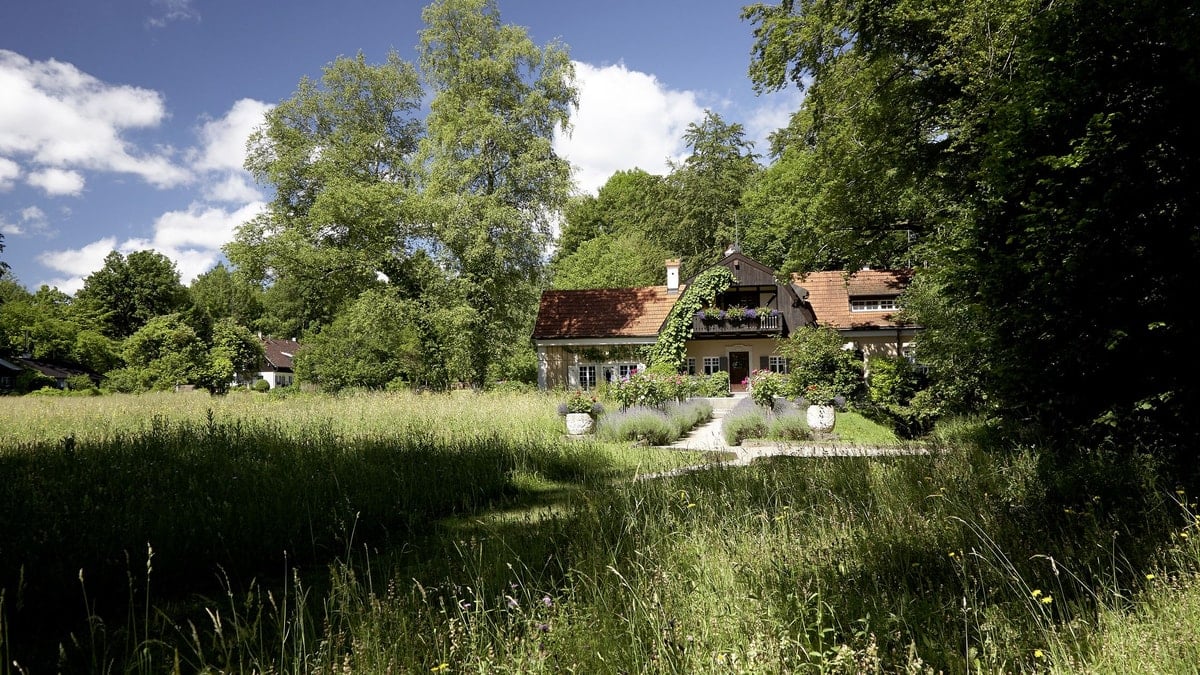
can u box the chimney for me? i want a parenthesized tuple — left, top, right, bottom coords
(665, 259, 681, 294)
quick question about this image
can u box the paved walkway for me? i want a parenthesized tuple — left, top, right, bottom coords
(645, 396, 927, 479)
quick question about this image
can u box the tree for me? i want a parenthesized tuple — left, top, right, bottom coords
(115, 313, 207, 391)
(555, 169, 673, 259)
(776, 325, 863, 402)
(745, 0, 1200, 461)
(0, 232, 8, 281)
(661, 111, 760, 277)
(75, 250, 190, 338)
(228, 52, 425, 333)
(196, 318, 264, 395)
(294, 288, 425, 392)
(189, 263, 263, 327)
(418, 0, 577, 386)
(551, 230, 673, 289)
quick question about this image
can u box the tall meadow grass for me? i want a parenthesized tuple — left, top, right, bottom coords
(2, 391, 1195, 673)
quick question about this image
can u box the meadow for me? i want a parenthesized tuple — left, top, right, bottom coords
(2, 391, 1198, 673)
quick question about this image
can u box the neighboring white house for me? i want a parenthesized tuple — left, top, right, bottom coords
(257, 338, 299, 388)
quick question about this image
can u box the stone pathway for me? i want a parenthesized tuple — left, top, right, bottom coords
(643, 395, 928, 480)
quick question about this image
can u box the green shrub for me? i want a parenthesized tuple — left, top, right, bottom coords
(697, 370, 730, 397)
(723, 400, 768, 445)
(252, 378, 271, 392)
(769, 411, 812, 441)
(596, 407, 679, 445)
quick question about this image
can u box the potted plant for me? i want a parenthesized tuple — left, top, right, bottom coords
(799, 382, 840, 433)
(559, 389, 603, 435)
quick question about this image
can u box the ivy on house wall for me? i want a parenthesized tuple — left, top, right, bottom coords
(646, 266, 735, 371)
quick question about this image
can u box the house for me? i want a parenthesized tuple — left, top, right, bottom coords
(255, 338, 299, 389)
(0, 357, 21, 392)
(0, 356, 98, 391)
(792, 269, 919, 364)
(532, 250, 916, 390)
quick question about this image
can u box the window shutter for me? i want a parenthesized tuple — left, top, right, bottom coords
(719, 356, 728, 372)
(759, 356, 769, 370)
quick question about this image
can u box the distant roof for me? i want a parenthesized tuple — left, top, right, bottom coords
(533, 286, 682, 340)
(794, 270, 914, 330)
(11, 357, 95, 379)
(262, 338, 300, 371)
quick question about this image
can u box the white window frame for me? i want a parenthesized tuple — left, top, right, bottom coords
(767, 356, 790, 374)
(850, 298, 899, 312)
(578, 365, 597, 390)
(686, 358, 696, 375)
(703, 356, 722, 375)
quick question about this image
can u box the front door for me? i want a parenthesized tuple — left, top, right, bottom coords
(729, 351, 750, 390)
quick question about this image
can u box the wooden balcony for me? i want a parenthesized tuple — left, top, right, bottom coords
(691, 312, 784, 337)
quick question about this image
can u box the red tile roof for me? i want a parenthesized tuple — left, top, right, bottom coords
(533, 286, 683, 340)
(262, 338, 300, 371)
(793, 270, 913, 330)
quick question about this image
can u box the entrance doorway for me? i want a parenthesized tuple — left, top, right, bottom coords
(729, 351, 750, 390)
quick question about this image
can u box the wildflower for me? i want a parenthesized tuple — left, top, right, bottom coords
(1041, 595, 1054, 605)
(541, 595, 553, 608)
(431, 663, 449, 673)
(1145, 574, 1156, 580)
(1031, 589, 1042, 598)
(1182, 532, 1191, 539)
(537, 622, 551, 633)
(687, 503, 697, 509)
(506, 595, 519, 609)
(1034, 649, 1045, 660)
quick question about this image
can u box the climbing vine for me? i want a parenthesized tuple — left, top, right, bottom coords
(646, 266, 735, 370)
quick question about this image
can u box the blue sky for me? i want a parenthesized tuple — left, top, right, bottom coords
(1, 0, 800, 293)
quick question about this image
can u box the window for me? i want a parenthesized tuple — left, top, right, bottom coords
(767, 356, 790, 374)
(703, 356, 722, 375)
(617, 364, 639, 379)
(850, 297, 898, 312)
(686, 358, 696, 376)
(578, 365, 597, 390)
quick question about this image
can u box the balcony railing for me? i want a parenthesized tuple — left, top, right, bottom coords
(692, 312, 783, 336)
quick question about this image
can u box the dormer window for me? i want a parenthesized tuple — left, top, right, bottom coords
(850, 297, 898, 312)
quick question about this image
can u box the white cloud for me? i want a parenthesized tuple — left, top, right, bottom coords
(193, 98, 272, 172)
(147, 0, 200, 29)
(27, 168, 85, 196)
(149, 201, 265, 253)
(204, 173, 263, 203)
(0, 156, 18, 190)
(744, 89, 804, 157)
(190, 98, 271, 203)
(37, 237, 117, 294)
(0, 220, 21, 236)
(35, 201, 266, 292)
(554, 61, 705, 194)
(0, 49, 190, 190)
(21, 205, 45, 222)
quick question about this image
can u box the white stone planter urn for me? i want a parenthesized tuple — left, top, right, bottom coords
(565, 412, 595, 435)
(806, 404, 836, 433)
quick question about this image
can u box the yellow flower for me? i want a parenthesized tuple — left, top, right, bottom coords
(1034, 649, 1045, 659)
(1146, 573, 1156, 580)
(687, 503, 697, 509)
(431, 664, 449, 673)
(1182, 532, 1191, 539)
(1031, 589, 1042, 598)
(1041, 595, 1054, 605)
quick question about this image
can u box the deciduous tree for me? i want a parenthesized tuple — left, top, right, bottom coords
(419, 0, 576, 386)
(75, 250, 190, 338)
(228, 52, 425, 333)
